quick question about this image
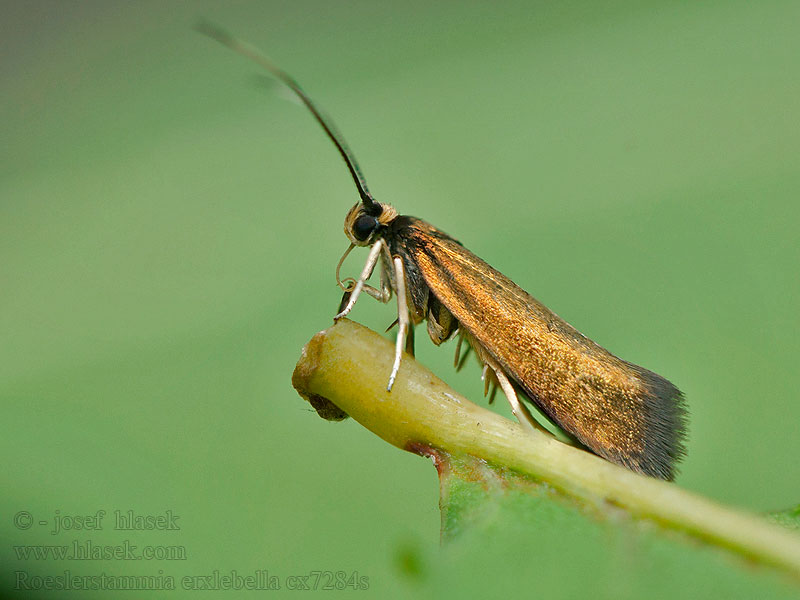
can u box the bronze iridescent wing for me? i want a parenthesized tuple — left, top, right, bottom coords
(388, 216, 686, 480)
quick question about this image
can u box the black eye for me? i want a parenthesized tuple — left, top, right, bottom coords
(353, 214, 378, 241)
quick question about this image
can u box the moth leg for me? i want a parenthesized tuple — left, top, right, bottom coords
(337, 289, 352, 314)
(455, 333, 472, 371)
(481, 364, 492, 397)
(405, 322, 415, 357)
(334, 240, 384, 321)
(384, 318, 414, 358)
(493, 368, 549, 434)
(337, 280, 387, 314)
(362, 260, 393, 303)
(353, 282, 391, 302)
(341, 280, 392, 303)
(387, 256, 409, 391)
(453, 335, 463, 367)
(337, 247, 392, 314)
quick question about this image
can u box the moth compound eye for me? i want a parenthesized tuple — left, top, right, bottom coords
(353, 214, 378, 241)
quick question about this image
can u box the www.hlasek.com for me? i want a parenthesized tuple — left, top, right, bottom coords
(15, 570, 370, 591)
(14, 540, 186, 561)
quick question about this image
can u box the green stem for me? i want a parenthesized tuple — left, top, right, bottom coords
(292, 319, 800, 579)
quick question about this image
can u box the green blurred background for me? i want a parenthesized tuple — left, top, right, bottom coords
(2, 1, 799, 598)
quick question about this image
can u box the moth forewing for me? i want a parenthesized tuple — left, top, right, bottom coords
(389, 215, 687, 480)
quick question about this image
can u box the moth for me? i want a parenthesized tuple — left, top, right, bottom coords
(199, 24, 687, 480)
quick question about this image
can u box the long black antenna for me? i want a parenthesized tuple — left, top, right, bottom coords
(196, 22, 377, 210)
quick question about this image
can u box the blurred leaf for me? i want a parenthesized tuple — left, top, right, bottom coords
(430, 451, 800, 599)
(770, 506, 800, 531)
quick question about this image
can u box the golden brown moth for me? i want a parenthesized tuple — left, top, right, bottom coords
(198, 24, 687, 480)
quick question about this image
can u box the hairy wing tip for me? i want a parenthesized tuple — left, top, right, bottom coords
(635, 370, 688, 481)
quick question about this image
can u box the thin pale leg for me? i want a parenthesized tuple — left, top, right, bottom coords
(334, 240, 384, 320)
(340, 268, 392, 303)
(387, 256, 409, 391)
(337, 243, 392, 309)
(363, 284, 391, 302)
(383, 319, 414, 356)
(362, 256, 393, 302)
(493, 368, 549, 434)
(340, 279, 391, 303)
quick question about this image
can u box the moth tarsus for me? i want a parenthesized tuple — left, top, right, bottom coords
(200, 25, 688, 480)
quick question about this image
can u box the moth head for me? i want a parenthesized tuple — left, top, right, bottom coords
(343, 201, 397, 246)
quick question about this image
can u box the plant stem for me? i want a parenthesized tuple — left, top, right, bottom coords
(292, 319, 800, 579)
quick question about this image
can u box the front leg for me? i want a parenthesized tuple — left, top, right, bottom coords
(337, 276, 392, 314)
(359, 259, 393, 303)
(334, 240, 385, 320)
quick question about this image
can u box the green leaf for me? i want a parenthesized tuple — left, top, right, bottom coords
(433, 452, 800, 599)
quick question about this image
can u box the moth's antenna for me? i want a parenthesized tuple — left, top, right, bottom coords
(196, 22, 378, 211)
